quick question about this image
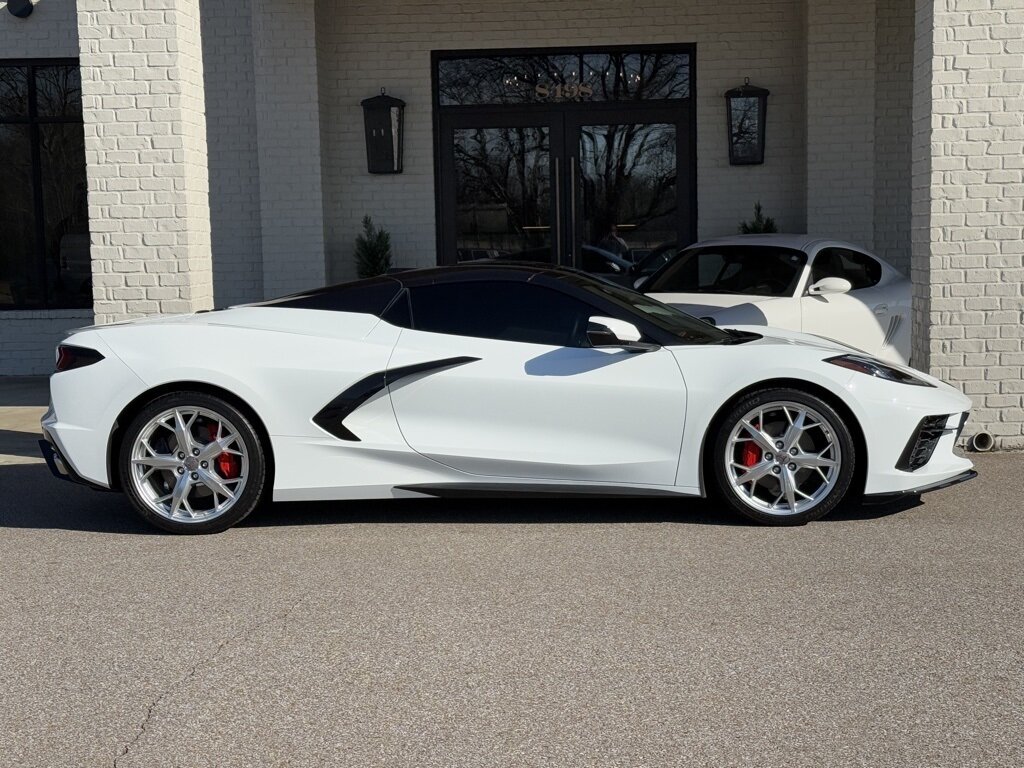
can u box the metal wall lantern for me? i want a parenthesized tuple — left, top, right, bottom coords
(725, 78, 769, 166)
(361, 89, 405, 174)
(7, 0, 34, 18)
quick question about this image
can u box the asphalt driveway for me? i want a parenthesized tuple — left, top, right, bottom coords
(1, 377, 1021, 767)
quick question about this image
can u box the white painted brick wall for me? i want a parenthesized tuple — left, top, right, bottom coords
(913, 0, 1024, 449)
(806, 0, 877, 249)
(874, 0, 914, 275)
(316, 0, 809, 281)
(253, 0, 326, 297)
(0, 311, 93, 375)
(76, 0, 214, 325)
(200, 0, 264, 307)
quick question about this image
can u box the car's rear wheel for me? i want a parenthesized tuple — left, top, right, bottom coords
(119, 391, 267, 534)
(711, 388, 856, 525)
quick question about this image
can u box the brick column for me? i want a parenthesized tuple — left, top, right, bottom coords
(912, 0, 1024, 449)
(77, 0, 214, 324)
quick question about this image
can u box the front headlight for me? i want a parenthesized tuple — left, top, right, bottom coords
(825, 354, 935, 387)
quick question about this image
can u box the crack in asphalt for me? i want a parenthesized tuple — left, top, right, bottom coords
(112, 589, 313, 768)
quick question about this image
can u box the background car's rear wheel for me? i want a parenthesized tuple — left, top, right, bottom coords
(711, 388, 856, 525)
(119, 392, 267, 534)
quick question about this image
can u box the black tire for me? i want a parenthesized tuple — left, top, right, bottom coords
(118, 391, 267, 534)
(709, 387, 857, 526)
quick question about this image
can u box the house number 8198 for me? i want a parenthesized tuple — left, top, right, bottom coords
(535, 81, 594, 100)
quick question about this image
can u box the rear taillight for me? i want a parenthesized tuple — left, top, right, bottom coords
(55, 344, 105, 373)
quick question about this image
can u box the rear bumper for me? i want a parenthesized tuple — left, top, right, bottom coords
(38, 433, 110, 492)
(863, 468, 977, 504)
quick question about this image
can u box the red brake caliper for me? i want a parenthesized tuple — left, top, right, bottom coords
(197, 416, 241, 479)
(740, 421, 763, 467)
(216, 452, 241, 479)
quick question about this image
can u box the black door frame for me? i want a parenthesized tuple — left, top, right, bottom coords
(432, 44, 698, 268)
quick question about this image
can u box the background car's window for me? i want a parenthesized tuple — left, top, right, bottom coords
(645, 246, 807, 297)
(636, 244, 678, 277)
(409, 281, 592, 346)
(810, 248, 882, 290)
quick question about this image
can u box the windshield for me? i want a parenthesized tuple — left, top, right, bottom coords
(565, 275, 733, 345)
(646, 245, 807, 297)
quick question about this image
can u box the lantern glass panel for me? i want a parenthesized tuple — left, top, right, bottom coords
(729, 95, 762, 164)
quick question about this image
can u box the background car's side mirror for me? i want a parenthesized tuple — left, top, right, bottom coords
(633, 276, 649, 290)
(808, 277, 853, 296)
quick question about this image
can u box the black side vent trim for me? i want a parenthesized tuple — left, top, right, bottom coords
(313, 356, 480, 441)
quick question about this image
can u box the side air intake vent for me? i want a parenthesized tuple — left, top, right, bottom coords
(896, 415, 950, 472)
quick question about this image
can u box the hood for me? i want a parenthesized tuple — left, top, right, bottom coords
(724, 324, 861, 355)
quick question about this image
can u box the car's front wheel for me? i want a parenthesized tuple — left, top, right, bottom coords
(119, 391, 267, 534)
(711, 388, 856, 525)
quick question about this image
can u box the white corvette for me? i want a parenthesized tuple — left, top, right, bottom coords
(40, 264, 974, 534)
(641, 234, 912, 364)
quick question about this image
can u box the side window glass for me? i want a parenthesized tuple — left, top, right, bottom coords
(811, 249, 881, 290)
(409, 281, 592, 347)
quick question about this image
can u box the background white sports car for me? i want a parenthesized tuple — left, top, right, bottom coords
(640, 234, 912, 364)
(41, 264, 973, 534)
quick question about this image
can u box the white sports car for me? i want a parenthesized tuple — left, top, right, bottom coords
(641, 234, 912, 364)
(40, 264, 974, 534)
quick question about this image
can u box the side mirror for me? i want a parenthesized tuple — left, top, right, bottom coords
(808, 277, 853, 296)
(587, 316, 658, 353)
(589, 315, 641, 342)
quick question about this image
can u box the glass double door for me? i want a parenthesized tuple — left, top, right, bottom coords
(437, 106, 695, 281)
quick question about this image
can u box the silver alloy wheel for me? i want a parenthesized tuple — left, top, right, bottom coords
(724, 400, 842, 516)
(129, 406, 249, 523)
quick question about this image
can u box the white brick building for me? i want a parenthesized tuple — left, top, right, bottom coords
(0, 0, 1022, 447)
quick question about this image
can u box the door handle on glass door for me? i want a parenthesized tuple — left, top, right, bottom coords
(553, 158, 561, 263)
(570, 156, 578, 267)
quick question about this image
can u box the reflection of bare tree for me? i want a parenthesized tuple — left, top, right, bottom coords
(581, 123, 676, 242)
(454, 127, 550, 245)
(729, 97, 760, 159)
(439, 52, 689, 105)
(35, 65, 81, 117)
(0, 66, 28, 116)
(584, 53, 690, 101)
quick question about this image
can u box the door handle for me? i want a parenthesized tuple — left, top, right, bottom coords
(873, 304, 888, 315)
(570, 156, 578, 267)
(553, 157, 561, 263)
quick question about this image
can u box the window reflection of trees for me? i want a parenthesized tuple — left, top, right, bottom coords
(580, 123, 676, 247)
(729, 96, 760, 162)
(439, 51, 689, 106)
(454, 127, 550, 252)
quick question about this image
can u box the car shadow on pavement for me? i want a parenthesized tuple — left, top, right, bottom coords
(0, 462, 919, 534)
(0, 428, 46, 460)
